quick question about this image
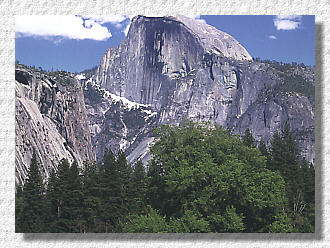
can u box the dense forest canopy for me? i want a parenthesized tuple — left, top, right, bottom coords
(15, 121, 314, 233)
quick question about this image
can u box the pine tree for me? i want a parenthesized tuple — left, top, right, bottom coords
(116, 149, 132, 218)
(44, 168, 60, 231)
(66, 160, 83, 232)
(299, 159, 315, 231)
(50, 158, 71, 232)
(269, 130, 284, 172)
(19, 150, 45, 232)
(146, 156, 167, 216)
(280, 123, 303, 217)
(268, 123, 307, 230)
(302, 161, 315, 207)
(99, 149, 122, 232)
(15, 186, 25, 232)
(130, 160, 147, 215)
(81, 161, 101, 233)
(258, 138, 269, 158)
(281, 123, 300, 176)
(242, 128, 255, 148)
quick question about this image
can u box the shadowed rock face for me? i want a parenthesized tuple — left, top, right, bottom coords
(15, 16, 315, 185)
(95, 16, 252, 108)
(96, 16, 204, 108)
(15, 16, 314, 186)
(86, 15, 314, 164)
(15, 67, 95, 186)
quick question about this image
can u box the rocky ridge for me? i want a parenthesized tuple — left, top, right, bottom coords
(86, 15, 314, 163)
(15, 15, 315, 185)
(15, 66, 95, 186)
(81, 75, 157, 163)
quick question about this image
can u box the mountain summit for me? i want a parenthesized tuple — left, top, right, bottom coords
(15, 15, 314, 184)
(170, 15, 252, 61)
(95, 15, 252, 106)
(86, 15, 314, 164)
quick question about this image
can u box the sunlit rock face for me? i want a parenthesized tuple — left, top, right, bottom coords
(173, 15, 252, 61)
(15, 15, 314, 186)
(15, 67, 95, 186)
(95, 15, 252, 108)
(90, 15, 314, 164)
(93, 16, 316, 164)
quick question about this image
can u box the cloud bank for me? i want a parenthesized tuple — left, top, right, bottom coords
(81, 15, 129, 30)
(15, 15, 207, 40)
(16, 15, 130, 41)
(273, 15, 302, 30)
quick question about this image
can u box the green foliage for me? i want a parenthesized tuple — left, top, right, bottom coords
(129, 160, 147, 215)
(298, 217, 314, 233)
(16, 150, 46, 232)
(268, 123, 315, 232)
(15, 187, 25, 233)
(98, 149, 123, 231)
(116, 150, 132, 213)
(46, 158, 72, 232)
(260, 59, 314, 102)
(66, 160, 83, 232)
(81, 161, 101, 233)
(208, 206, 244, 232)
(258, 138, 269, 158)
(95, 149, 134, 232)
(242, 128, 255, 147)
(43, 159, 84, 232)
(16, 120, 314, 233)
(274, 73, 314, 102)
(44, 168, 60, 231)
(119, 208, 211, 233)
(118, 208, 168, 233)
(148, 120, 288, 232)
(168, 210, 211, 233)
(266, 214, 293, 233)
(46, 70, 75, 87)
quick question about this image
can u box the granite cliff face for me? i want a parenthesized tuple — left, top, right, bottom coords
(82, 77, 157, 164)
(16, 15, 314, 186)
(15, 66, 95, 186)
(95, 16, 251, 108)
(84, 15, 314, 163)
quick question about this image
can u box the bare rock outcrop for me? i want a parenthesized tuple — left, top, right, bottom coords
(15, 66, 95, 186)
(87, 15, 314, 164)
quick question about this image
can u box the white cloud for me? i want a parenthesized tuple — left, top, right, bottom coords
(269, 35, 277, 39)
(84, 15, 132, 36)
(83, 15, 132, 37)
(16, 15, 112, 41)
(81, 15, 129, 25)
(273, 15, 302, 30)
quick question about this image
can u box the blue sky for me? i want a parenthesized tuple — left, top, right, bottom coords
(15, 15, 315, 73)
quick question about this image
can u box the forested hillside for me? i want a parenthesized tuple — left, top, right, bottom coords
(15, 121, 314, 233)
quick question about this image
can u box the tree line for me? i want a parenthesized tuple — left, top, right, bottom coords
(15, 121, 314, 233)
